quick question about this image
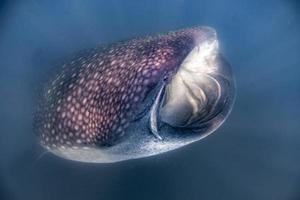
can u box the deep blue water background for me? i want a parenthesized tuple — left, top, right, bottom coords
(0, 0, 300, 200)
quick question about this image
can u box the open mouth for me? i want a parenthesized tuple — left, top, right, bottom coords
(151, 29, 234, 140)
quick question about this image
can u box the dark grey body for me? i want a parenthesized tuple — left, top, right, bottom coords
(34, 26, 235, 162)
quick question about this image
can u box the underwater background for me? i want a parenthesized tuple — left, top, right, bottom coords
(0, 0, 300, 199)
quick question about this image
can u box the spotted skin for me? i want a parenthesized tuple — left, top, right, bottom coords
(35, 27, 211, 149)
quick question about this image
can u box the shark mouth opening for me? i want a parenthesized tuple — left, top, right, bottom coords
(158, 30, 233, 134)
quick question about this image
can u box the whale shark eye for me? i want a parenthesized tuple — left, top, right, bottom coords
(34, 26, 235, 163)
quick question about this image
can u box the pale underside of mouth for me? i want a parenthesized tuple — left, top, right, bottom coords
(151, 34, 226, 138)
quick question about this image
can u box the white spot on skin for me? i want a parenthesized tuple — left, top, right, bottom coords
(61, 112, 66, 118)
(93, 72, 99, 79)
(79, 78, 85, 84)
(76, 139, 82, 144)
(133, 96, 139, 102)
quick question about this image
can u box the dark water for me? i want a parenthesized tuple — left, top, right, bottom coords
(0, 0, 300, 199)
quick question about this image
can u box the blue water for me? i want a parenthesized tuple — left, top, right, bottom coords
(0, 0, 300, 199)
